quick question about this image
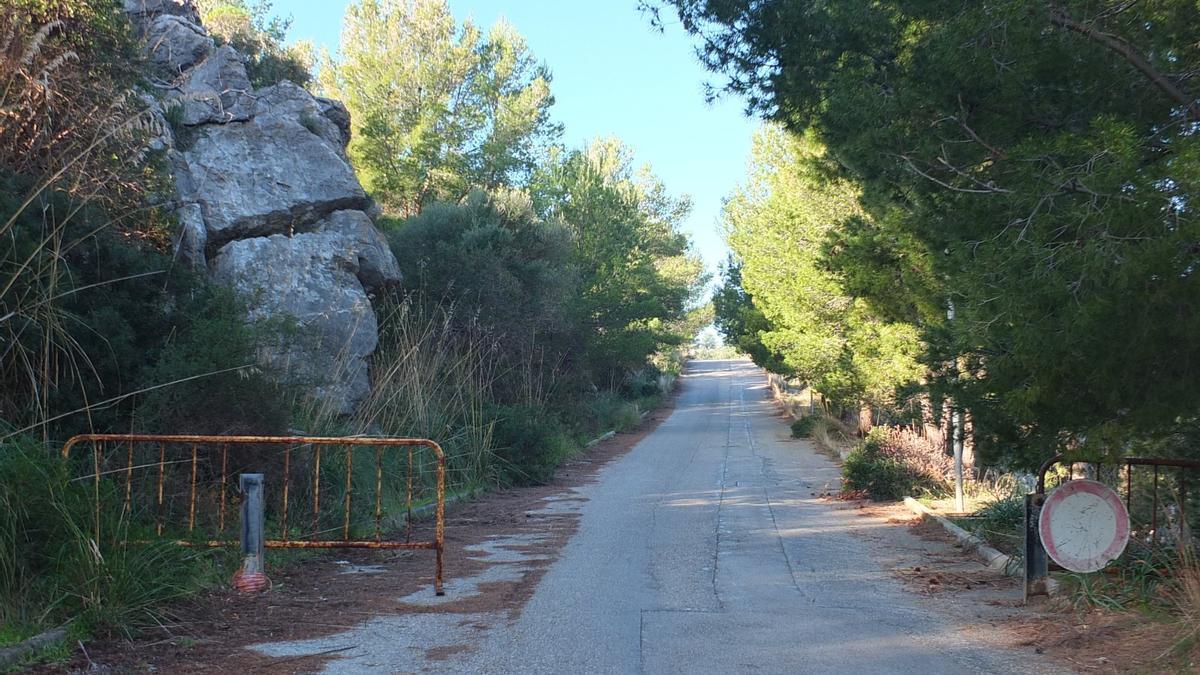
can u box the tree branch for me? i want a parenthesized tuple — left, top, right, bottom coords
(1050, 6, 1200, 119)
(898, 154, 1012, 194)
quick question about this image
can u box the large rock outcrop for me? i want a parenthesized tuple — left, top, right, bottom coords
(126, 0, 400, 414)
(210, 233, 379, 411)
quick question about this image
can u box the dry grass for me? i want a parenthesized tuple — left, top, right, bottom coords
(809, 414, 854, 460)
(1163, 548, 1200, 664)
(294, 297, 501, 492)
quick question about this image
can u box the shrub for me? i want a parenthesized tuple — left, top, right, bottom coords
(297, 297, 498, 494)
(584, 391, 642, 436)
(623, 366, 663, 399)
(135, 286, 291, 436)
(875, 426, 953, 488)
(842, 428, 950, 500)
(486, 404, 575, 486)
(0, 2, 171, 431)
(791, 415, 818, 438)
(199, 0, 312, 87)
(0, 434, 232, 640)
(842, 445, 914, 501)
(973, 493, 1025, 531)
(386, 190, 578, 406)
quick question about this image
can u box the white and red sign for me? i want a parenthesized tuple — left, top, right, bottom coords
(1038, 479, 1130, 573)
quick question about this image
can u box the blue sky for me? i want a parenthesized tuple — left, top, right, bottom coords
(286, 1, 759, 285)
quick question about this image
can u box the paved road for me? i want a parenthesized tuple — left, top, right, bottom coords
(257, 360, 1053, 673)
(457, 360, 1050, 674)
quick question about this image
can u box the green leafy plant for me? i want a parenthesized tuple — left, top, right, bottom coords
(0, 434, 235, 643)
(790, 416, 818, 438)
(842, 428, 950, 501)
(657, 0, 1200, 469)
(199, 0, 312, 86)
(486, 403, 575, 486)
(320, 0, 560, 214)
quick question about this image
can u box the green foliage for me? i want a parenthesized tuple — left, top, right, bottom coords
(658, 0, 1200, 468)
(1, 170, 289, 437)
(534, 139, 708, 386)
(485, 404, 575, 486)
(1063, 546, 1183, 613)
(720, 125, 923, 410)
(790, 415, 817, 438)
(0, 434, 233, 639)
(198, 0, 312, 86)
(135, 287, 291, 435)
(582, 390, 643, 436)
(299, 297, 497, 491)
(321, 0, 561, 213)
(842, 428, 948, 501)
(386, 188, 577, 400)
(712, 257, 787, 373)
(622, 366, 664, 400)
(842, 445, 915, 502)
(956, 493, 1026, 556)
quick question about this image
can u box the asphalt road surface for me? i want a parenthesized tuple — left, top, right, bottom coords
(258, 359, 1054, 674)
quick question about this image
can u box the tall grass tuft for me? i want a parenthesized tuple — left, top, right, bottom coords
(294, 296, 500, 508)
(1167, 547, 1200, 660)
(0, 434, 234, 641)
(0, 3, 164, 433)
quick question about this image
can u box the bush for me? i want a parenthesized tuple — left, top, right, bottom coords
(0, 434, 232, 640)
(1, 169, 284, 436)
(963, 493, 1026, 555)
(486, 404, 575, 486)
(791, 415, 819, 438)
(386, 190, 578, 406)
(200, 0, 312, 87)
(842, 428, 950, 501)
(135, 286, 291, 435)
(584, 391, 642, 436)
(622, 367, 663, 399)
(842, 446, 915, 501)
(874, 425, 954, 487)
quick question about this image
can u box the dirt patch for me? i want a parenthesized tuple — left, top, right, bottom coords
(894, 565, 1013, 596)
(877, 501, 1195, 673)
(40, 392, 679, 674)
(1000, 606, 1189, 673)
(424, 644, 472, 661)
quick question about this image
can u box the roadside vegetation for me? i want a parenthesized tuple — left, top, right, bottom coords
(664, 0, 1200, 656)
(0, 0, 704, 655)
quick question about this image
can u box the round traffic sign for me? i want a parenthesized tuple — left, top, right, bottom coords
(1038, 479, 1130, 573)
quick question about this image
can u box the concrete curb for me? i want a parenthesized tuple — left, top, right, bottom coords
(404, 486, 488, 523)
(0, 624, 68, 670)
(586, 430, 616, 448)
(902, 497, 1018, 577)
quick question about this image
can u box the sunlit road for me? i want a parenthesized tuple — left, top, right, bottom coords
(452, 359, 1050, 674)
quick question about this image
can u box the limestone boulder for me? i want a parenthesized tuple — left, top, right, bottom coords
(172, 202, 207, 269)
(209, 233, 379, 414)
(144, 14, 212, 77)
(314, 210, 401, 293)
(316, 97, 352, 149)
(174, 112, 369, 250)
(125, 0, 395, 414)
(124, 0, 202, 35)
(168, 45, 255, 125)
(254, 82, 350, 155)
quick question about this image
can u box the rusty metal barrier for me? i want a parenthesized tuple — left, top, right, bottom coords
(61, 434, 446, 595)
(1024, 453, 1200, 600)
